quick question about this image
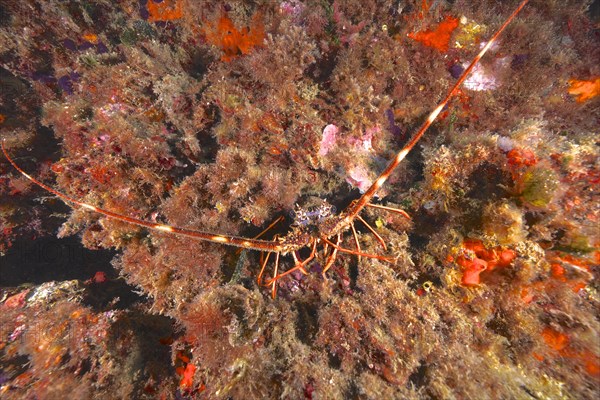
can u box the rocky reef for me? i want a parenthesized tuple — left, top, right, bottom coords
(0, 0, 598, 398)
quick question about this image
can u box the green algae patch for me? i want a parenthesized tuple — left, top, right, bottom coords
(520, 167, 559, 207)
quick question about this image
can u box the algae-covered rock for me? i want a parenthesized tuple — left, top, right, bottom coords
(482, 201, 526, 245)
(519, 167, 559, 207)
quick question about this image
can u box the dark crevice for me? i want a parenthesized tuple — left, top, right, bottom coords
(0, 3, 12, 27)
(486, 314, 512, 341)
(0, 235, 116, 286)
(82, 279, 145, 311)
(295, 301, 319, 345)
(407, 362, 428, 389)
(466, 162, 511, 201)
(328, 352, 342, 369)
(409, 209, 450, 250)
(307, 48, 339, 86)
(185, 48, 215, 80)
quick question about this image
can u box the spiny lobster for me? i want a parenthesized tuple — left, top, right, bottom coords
(2, 0, 530, 298)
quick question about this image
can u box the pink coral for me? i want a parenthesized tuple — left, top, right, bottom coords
(349, 125, 378, 152)
(318, 124, 339, 156)
(346, 165, 372, 193)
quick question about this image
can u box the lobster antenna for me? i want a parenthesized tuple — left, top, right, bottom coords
(1, 140, 282, 252)
(346, 0, 530, 219)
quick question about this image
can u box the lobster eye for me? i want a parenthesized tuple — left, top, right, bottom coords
(330, 205, 337, 214)
(288, 209, 297, 219)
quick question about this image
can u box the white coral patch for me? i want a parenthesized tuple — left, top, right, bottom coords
(463, 63, 498, 91)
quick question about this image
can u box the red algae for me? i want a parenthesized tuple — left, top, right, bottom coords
(454, 239, 517, 286)
(541, 327, 569, 351)
(506, 147, 537, 168)
(203, 13, 265, 62)
(147, 0, 183, 22)
(408, 15, 459, 52)
(567, 77, 600, 103)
